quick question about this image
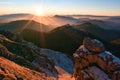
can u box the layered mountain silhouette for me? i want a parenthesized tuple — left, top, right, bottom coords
(1, 14, 119, 28)
(0, 14, 33, 23)
(73, 22, 120, 41)
(0, 20, 52, 32)
(0, 14, 78, 27)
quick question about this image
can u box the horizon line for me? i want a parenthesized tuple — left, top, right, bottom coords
(0, 13, 120, 17)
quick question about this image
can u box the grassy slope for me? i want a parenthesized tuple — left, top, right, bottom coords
(0, 57, 54, 80)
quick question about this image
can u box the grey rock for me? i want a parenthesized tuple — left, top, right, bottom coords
(73, 39, 120, 80)
(83, 37, 105, 53)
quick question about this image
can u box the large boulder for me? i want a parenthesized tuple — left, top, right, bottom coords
(83, 37, 105, 53)
(73, 38, 120, 80)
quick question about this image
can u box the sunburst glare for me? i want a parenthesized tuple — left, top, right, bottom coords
(35, 8, 44, 16)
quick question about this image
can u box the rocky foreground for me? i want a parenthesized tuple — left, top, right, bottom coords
(0, 33, 74, 80)
(73, 37, 120, 80)
(0, 32, 120, 80)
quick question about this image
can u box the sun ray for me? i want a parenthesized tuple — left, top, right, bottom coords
(18, 15, 35, 33)
(39, 16, 46, 47)
(44, 16, 60, 26)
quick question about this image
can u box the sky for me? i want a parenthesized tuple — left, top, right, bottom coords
(0, 0, 120, 16)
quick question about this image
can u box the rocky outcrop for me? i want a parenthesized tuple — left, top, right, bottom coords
(83, 37, 105, 53)
(40, 48, 74, 74)
(32, 53, 58, 77)
(73, 37, 120, 80)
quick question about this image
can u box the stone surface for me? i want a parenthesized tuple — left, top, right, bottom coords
(83, 37, 105, 53)
(73, 38, 120, 80)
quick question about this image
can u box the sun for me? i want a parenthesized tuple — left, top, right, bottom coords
(35, 8, 44, 16)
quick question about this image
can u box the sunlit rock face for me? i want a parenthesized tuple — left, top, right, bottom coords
(73, 37, 120, 80)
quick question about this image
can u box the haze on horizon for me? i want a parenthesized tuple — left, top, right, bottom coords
(0, 0, 120, 16)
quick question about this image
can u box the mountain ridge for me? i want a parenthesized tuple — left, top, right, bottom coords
(0, 20, 52, 32)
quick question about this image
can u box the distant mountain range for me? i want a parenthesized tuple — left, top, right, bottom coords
(0, 18, 120, 40)
(73, 22, 120, 41)
(0, 13, 120, 30)
(0, 14, 33, 23)
(0, 14, 78, 27)
(0, 20, 52, 32)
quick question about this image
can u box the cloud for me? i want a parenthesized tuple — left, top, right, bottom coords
(0, 2, 15, 5)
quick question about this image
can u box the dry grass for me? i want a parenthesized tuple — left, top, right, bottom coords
(0, 57, 55, 80)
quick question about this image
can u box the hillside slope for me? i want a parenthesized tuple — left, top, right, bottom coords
(73, 22, 120, 41)
(0, 33, 58, 77)
(0, 57, 54, 80)
(0, 33, 75, 80)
